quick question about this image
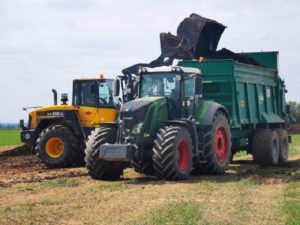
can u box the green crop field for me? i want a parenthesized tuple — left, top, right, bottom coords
(0, 129, 22, 146)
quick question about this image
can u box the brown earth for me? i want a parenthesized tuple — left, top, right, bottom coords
(288, 123, 300, 135)
(0, 145, 87, 187)
(0, 145, 299, 187)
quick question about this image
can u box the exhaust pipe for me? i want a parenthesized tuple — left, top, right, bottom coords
(52, 89, 57, 105)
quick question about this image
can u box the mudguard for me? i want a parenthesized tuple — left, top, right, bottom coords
(195, 101, 230, 126)
(100, 122, 118, 128)
(35, 110, 85, 139)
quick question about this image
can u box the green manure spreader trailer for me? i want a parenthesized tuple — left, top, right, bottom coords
(84, 51, 292, 181)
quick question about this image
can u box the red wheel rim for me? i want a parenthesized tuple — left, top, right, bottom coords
(214, 126, 228, 164)
(176, 139, 190, 170)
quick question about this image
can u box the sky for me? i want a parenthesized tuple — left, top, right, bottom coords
(0, 0, 299, 122)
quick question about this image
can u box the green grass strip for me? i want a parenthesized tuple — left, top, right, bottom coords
(282, 182, 300, 225)
(134, 201, 205, 225)
(0, 129, 22, 146)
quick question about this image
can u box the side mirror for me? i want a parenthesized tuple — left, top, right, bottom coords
(194, 76, 202, 95)
(113, 79, 120, 97)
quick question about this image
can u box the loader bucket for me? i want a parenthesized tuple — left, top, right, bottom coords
(160, 13, 226, 59)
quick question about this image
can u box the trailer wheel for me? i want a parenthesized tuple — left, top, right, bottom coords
(193, 111, 231, 174)
(132, 159, 153, 176)
(276, 129, 289, 165)
(152, 126, 193, 180)
(85, 127, 125, 180)
(252, 129, 279, 165)
(36, 125, 82, 168)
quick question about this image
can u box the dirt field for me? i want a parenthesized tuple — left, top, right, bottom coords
(0, 146, 87, 186)
(288, 123, 300, 135)
(0, 145, 299, 225)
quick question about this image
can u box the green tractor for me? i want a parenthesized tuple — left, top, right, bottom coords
(85, 66, 231, 180)
(85, 13, 291, 180)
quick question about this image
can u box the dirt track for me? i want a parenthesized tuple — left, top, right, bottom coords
(0, 146, 87, 187)
(0, 145, 299, 187)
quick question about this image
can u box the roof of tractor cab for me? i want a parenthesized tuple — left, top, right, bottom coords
(139, 66, 201, 75)
(73, 77, 113, 81)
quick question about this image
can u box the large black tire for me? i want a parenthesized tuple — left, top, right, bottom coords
(131, 159, 153, 176)
(85, 127, 125, 180)
(276, 129, 289, 165)
(193, 111, 231, 174)
(152, 126, 193, 180)
(36, 125, 83, 168)
(252, 129, 279, 165)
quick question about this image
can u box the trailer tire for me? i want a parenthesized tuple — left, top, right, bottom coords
(36, 125, 83, 168)
(152, 126, 193, 180)
(276, 129, 289, 165)
(252, 129, 279, 165)
(192, 111, 231, 174)
(85, 127, 125, 180)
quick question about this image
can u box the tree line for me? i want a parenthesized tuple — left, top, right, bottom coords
(0, 123, 19, 129)
(288, 101, 300, 122)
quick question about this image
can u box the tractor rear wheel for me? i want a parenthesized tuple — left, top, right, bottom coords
(277, 129, 289, 165)
(36, 125, 83, 168)
(152, 126, 193, 180)
(252, 129, 279, 165)
(85, 127, 125, 180)
(193, 111, 231, 174)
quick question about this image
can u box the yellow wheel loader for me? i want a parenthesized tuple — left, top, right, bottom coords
(20, 76, 119, 168)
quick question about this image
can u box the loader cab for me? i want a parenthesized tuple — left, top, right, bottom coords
(73, 79, 117, 109)
(138, 66, 202, 118)
(72, 78, 119, 129)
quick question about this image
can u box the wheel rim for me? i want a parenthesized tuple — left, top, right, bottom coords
(176, 139, 189, 171)
(45, 137, 64, 158)
(214, 127, 228, 164)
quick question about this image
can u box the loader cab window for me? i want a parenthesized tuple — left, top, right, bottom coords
(73, 81, 96, 107)
(73, 80, 117, 108)
(98, 82, 116, 108)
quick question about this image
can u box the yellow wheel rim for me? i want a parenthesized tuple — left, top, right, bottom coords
(45, 137, 64, 158)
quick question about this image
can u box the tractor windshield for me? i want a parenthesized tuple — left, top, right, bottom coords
(140, 73, 180, 99)
(73, 80, 117, 108)
(140, 72, 181, 118)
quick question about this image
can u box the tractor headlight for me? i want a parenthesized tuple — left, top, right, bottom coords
(132, 122, 143, 134)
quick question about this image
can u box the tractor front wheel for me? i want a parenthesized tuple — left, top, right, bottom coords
(36, 125, 83, 168)
(131, 159, 154, 176)
(152, 126, 193, 180)
(85, 127, 125, 180)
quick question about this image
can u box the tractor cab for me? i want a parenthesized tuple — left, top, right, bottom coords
(138, 66, 202, 119)
(111, 66, 203, 139)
